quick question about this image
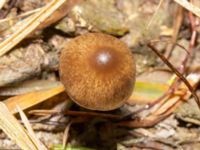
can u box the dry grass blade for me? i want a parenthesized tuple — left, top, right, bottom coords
(17, 106, 48, 150)
(62, 122, 71, 149)
(0, 0, 66, 57)
(0, 8, 41, 24)
(146, 0, 163, 29)
(0, 102, 38, 150)
(3, 84, 65, 114)
(174, 0, 200, 17)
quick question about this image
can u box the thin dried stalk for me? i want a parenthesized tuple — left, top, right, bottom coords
(17, 106, 48, 150)
(0, 0, 66, 57)
(146, 0, 164, 29)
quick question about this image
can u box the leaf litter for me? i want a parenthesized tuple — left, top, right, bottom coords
(0, 0, 200, 150)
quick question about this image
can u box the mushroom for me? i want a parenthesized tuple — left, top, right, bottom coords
(59, 33, 136, 111)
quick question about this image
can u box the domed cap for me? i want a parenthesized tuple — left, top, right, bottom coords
(59, 33, 136, 111)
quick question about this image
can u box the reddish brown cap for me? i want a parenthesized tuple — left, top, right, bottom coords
(59, 33, 135, 111)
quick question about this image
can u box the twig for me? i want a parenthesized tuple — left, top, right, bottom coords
(29, 110, 122, 119)
(147, 42, 200, 108)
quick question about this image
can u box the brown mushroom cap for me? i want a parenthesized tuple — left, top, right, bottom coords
(59, 33, 136, 111)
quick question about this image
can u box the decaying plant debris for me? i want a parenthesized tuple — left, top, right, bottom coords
(0, 0, 200, 150)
